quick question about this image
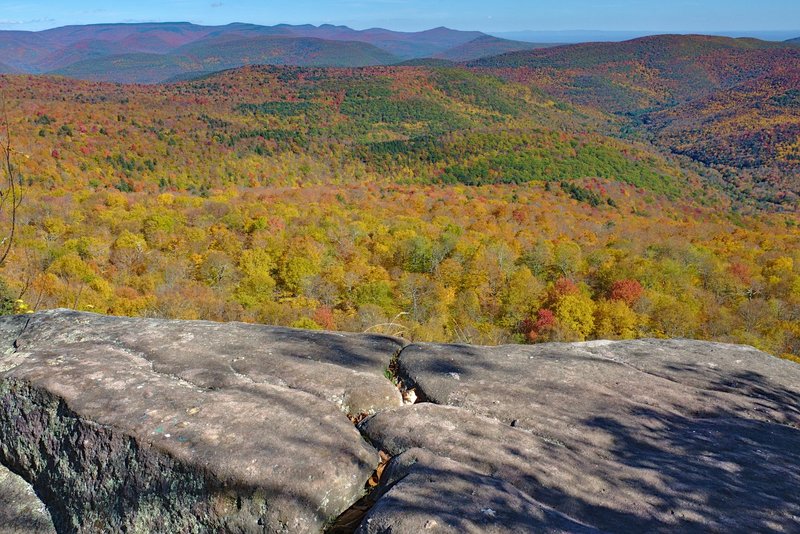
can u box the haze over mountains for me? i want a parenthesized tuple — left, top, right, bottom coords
(2, 22, 797, 87)
(0, 22, 548, 83)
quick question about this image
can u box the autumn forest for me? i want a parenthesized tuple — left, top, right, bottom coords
(1, 31, 799, 362)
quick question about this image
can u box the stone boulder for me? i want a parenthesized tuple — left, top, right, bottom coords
(8, 309, 404, 417)
(0, 463, 55, 534)
(0, 310, 403, 532)
(355, 448, 598, 533)
(1, 311, 799, 533)
(362, 339, 800, 532)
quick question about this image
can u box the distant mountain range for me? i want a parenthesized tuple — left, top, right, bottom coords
(3, 22, 794, 85)
(431, 35, 549, 61)
(0, 22, 548, 83)
(493, 30, 800, 43)
(54, 37, 400, 84)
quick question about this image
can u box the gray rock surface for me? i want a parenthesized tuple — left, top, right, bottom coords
(11, 309, 404, 417)
(356, 448, 597, 534)
(0, 463, 55, 534)
(364, 339, 800, 532)
(2, 311, 799, 533)
(0, 310, 403, 532)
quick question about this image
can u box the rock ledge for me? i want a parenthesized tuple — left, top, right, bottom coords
(1, 310, 798, 533)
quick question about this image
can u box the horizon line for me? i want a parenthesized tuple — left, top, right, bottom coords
(2, 20, 798, 37)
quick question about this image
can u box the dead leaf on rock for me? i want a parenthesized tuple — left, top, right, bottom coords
(368, 450, 392, 487)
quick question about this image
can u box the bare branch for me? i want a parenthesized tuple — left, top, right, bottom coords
(0, 90, 19, 267)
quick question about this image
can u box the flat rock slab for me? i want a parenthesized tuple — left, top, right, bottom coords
(3, 311, 800, 533)
(356, 448, 597, 534)
(10, 309, 404, 416)
(0, 463, 55, 534)
(0, 310, 407, 532)
(366, 340, 800, 532)
(398, 339, 800, 431)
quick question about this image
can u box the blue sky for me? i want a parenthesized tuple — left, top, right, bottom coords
(1, 0, 799, 33)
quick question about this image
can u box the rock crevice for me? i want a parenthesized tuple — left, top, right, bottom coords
(363, 340, 800, 532)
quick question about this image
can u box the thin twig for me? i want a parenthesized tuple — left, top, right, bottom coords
(0, 91, 18, 267)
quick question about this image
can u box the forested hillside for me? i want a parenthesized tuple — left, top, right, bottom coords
(471, 35, 800, 208)
(5, 66, 695, 193)
(471, 35, 794, 110)
(647, 68, 800, 204)
(6, 27, 798, 208)
(433, 35, 548, 61)
(53, 38, 401, 83)
(1, 65, 798, 361)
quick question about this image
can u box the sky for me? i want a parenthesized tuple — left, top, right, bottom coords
(0, 0, 799, 34)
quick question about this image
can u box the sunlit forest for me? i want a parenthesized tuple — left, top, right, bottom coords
(1, 63, 798, 361)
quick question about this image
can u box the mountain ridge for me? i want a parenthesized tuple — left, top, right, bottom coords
(468, 34, 800, 114)
(467, 34, 800, 205)
(433, 35, 552, 61)
(0, 22, 526, 81)
(470, 34, 793, 69)
(51, 36, 401, 84)
(4, 24, 796, 85)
